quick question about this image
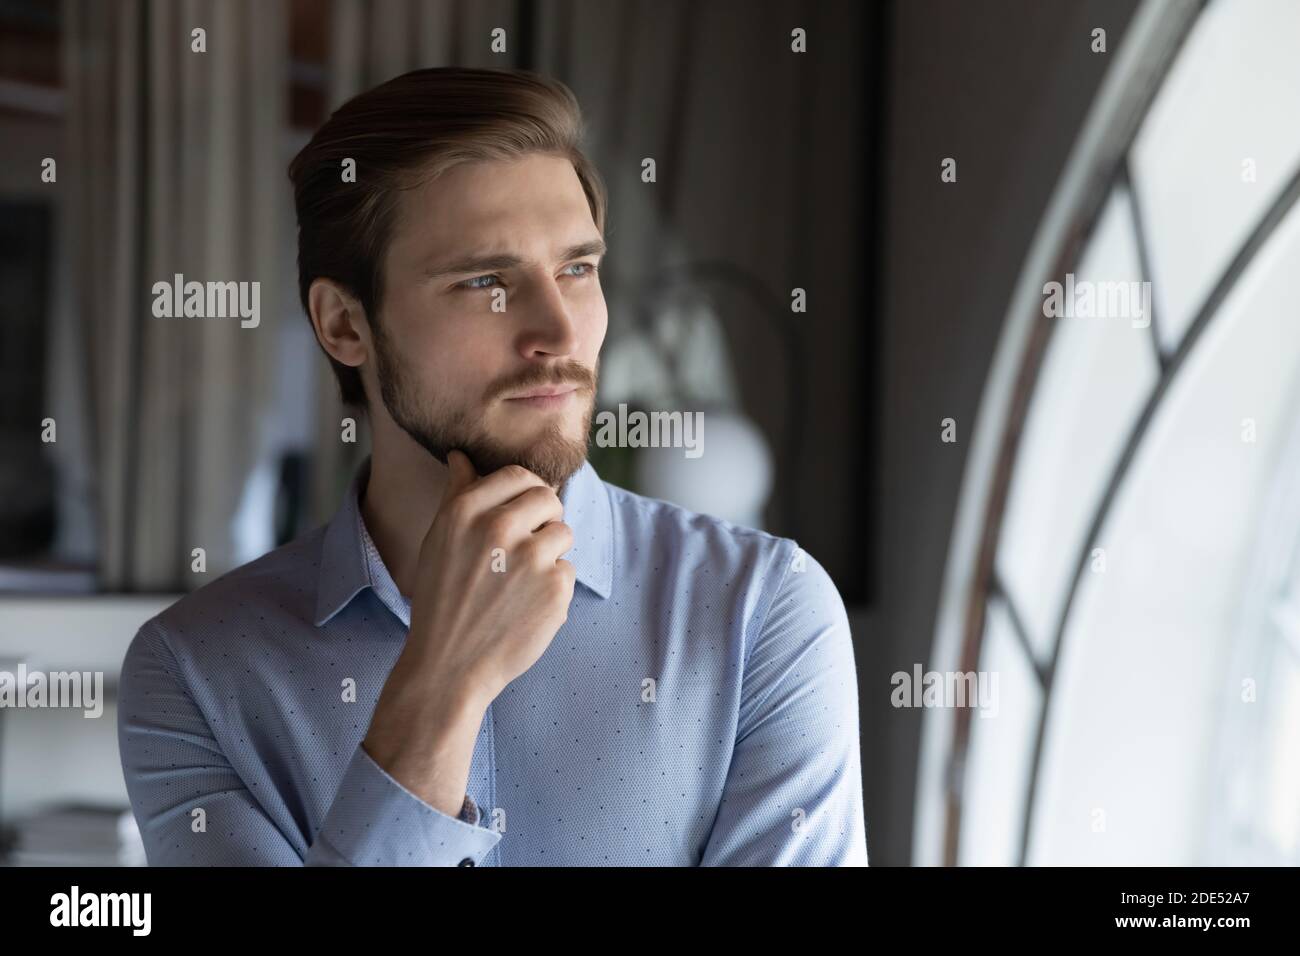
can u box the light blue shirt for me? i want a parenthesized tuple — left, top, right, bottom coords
(117, 455, 868, 865)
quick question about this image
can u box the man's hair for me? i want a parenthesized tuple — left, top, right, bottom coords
(288, 67, 608, 409)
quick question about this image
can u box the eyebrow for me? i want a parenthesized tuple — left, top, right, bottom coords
(424, 238, 607, 281)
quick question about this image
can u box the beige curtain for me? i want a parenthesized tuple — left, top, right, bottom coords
(61, 0, 286, 589)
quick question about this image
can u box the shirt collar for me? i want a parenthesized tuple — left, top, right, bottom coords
(314, 454, 613, 627)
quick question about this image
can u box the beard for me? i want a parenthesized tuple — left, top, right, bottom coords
(372, 324, 596, 490)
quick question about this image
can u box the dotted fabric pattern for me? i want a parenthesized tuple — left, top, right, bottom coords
(117, 456, 868, 866)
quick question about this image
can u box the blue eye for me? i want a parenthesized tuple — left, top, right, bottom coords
(567, 262, 598, 278)
(461, 274, 500, 290)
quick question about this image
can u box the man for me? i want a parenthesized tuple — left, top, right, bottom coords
(117, 66, 867, 866)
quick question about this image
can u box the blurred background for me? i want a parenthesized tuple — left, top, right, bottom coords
(0, 0, 1297, 866)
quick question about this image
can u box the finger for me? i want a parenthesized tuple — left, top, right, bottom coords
(439, 449, 479, 510)
(529, 520, 574, 563)
(491, 485, 564, 535)
(456, 463, 548, 514)
(555, 557, 577, 588)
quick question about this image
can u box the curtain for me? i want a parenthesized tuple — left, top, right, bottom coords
(61, 0, 287, 589)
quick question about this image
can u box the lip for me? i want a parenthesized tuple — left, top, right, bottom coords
(504, 385, 580, 405)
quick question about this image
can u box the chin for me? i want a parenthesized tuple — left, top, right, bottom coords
(461, 424, 588, 488)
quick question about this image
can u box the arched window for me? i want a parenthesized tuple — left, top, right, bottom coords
(916, 0, 1300, 865)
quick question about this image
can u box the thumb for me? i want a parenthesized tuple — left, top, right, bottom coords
(439, 448, 478, 507)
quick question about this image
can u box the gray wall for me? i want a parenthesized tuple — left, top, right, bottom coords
(867, 0, 1139, 864)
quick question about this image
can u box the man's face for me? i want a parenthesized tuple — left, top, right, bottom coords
(367, 152, 607, 488)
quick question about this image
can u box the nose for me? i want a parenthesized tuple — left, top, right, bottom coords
(513, 272, 580, 360)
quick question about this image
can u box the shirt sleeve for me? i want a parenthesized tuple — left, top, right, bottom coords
(699, 542, 869, 866)
(117, 620, 502, 866)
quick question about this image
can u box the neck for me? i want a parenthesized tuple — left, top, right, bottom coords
(359, 417, 450, 600)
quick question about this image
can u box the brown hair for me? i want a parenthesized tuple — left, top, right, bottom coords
(288, 67, 608, 408)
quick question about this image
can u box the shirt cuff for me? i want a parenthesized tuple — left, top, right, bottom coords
(310, 743, 501, 866)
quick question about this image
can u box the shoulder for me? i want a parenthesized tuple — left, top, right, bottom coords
(602, 476, 798, 571)
(598, 477, 841, 643)
(127, 524, 329, 662)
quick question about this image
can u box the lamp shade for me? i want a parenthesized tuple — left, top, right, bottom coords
(632, 409, 773, 529)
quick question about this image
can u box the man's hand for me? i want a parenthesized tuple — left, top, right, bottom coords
(361, 450, 576, 817)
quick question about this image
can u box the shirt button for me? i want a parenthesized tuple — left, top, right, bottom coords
(458, 857, 476, 867)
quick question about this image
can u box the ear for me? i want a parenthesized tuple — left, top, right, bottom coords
(307, 277, 370, 372)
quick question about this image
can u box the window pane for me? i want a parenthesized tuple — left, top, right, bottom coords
(1027, 195, 1300, 865)
(1130, 0, 1300, 351)
(957, 595, 1042, 866)
(1256, 645, 1300, 860)
(995, 186, 1158, 662)
(1208, 503, 1300, 864)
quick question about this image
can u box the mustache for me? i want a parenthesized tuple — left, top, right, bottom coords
(484, 360, 598, 402)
